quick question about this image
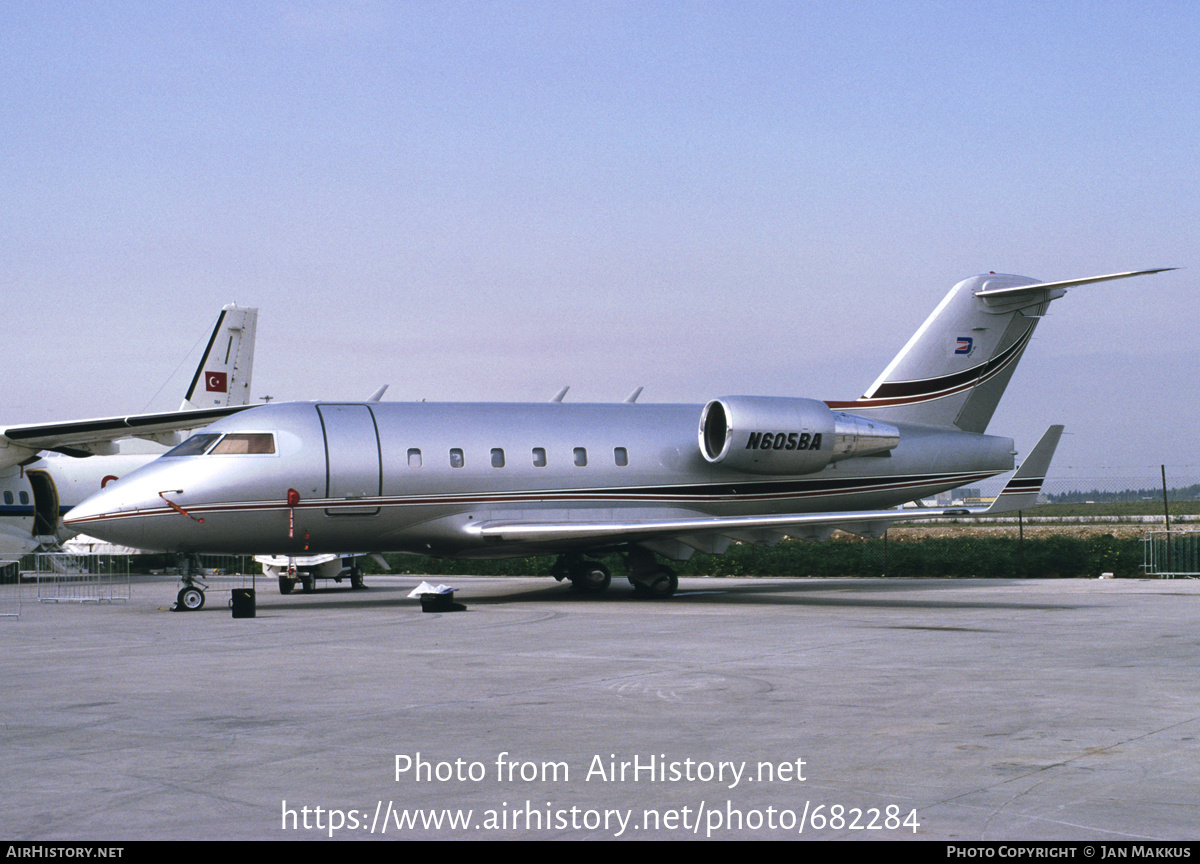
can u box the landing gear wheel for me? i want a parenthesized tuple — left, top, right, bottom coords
(300, 575, 315, 594)
(569, 561, 611, 594)
(631, 568, 677, 599)
(649, 569, 678, 599)
(177, 586, 206, 611)
(350, 567, 365, 590)
(278, 576, 296, 595)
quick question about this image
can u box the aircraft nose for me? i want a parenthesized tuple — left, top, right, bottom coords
(63, 480, 149, 547)
(64, 484, 122, 525)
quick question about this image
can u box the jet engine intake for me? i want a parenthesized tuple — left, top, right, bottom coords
(699, 396, 899, 474)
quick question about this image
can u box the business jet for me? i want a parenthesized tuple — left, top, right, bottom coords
(0, 304, 258, 554)
(64, 269, 1170, 606)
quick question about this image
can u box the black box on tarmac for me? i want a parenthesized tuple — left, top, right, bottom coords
(420, 591, 465, 613)
(232, 588, 256, 618)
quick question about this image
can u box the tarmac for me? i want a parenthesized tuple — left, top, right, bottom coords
(1, 572, 1198, 841)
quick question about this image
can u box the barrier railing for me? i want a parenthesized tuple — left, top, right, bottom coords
(1143, 531, 1200, 578)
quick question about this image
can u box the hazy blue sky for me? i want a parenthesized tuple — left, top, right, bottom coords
(3, 2, 1195, 487)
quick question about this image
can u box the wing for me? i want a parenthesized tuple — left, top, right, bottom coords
(468, 425, 1064, 553)
(1, 404, 257, 461)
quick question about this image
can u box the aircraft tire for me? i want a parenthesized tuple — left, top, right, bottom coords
(278, 576, 295, 595)
(350, 567, 365, 590)
(638, 569, 677, 599)
(300, 575, 315, 594)
(177, 587, 206, 611)
(570, 561, 611, 594)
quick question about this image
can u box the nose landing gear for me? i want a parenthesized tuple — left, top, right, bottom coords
(176, 584, 206, 610)
(172, 554, 207, 611)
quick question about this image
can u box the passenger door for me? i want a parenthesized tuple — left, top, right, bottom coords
(317, 404, 381, 516)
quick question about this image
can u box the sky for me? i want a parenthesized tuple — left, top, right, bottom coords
(2, 1, 1196, 490)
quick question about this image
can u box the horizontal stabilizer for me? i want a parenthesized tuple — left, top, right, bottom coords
(973, 269, 1176, 298)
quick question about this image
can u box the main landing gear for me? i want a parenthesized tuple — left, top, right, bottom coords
(552, 555, 612, 595)
(625, 547, 678, 599)
(551, 548, 677, 599)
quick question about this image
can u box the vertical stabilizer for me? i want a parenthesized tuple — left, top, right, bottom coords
(180, 304, 258, 410)
(829, 269, 1171, 432)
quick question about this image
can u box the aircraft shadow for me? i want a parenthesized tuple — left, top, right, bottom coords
(230, 576, 1084, 614)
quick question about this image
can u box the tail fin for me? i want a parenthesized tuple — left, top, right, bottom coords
(179, 304, 258, 410)
(831, 269, 1172, 432)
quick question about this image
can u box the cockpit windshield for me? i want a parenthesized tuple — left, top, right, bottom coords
(163, 432, 275, 458)
(164, 434, 222, 457)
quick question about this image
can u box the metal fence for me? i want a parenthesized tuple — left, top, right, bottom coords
(1142, 531, 1200, 579)
(23, 553, 131, 603)
(0, 559, 21, 618)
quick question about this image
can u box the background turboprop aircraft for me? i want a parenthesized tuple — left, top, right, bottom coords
(0, 304, 258, 554)
(64, 269, 1170, 606)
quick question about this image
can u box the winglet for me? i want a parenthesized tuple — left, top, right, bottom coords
(985, 425, 1064, 514)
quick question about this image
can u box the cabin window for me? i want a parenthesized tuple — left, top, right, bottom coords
(210, 433, 275, 455)
(532, 447, 547, 467)
(491, 448, 505, 468)
(614, 447, 628, 467)
(164, 433, 222, 457)
(450, 448, 465, 468)
(408, 448, 422, 468)
(3, 492, 11, 505)
(19, 492, 28, 505)
(574, 447, 588, 467)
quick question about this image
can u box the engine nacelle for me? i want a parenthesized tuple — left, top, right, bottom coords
(699, 396, 899, 475)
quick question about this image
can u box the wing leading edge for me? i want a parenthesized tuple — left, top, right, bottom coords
(1, 404, 257, 457)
